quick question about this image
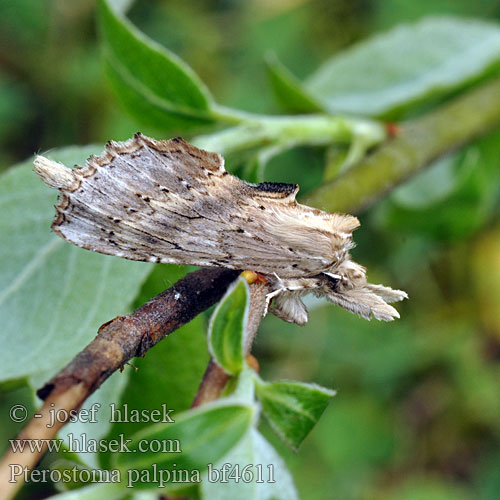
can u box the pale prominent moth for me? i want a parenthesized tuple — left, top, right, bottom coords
(34, 133, 407, 325)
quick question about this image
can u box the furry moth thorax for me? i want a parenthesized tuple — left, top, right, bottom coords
(34, 133, 407, 325)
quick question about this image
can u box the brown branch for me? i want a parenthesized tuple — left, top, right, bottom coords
(0, 268, 239, 500)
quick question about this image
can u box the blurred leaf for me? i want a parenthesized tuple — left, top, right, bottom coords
(98, 0, 216, 131)
(375, 128, 500, 241)
(201, 429, 298, 500)
(303, 17, 500, 116)
(265, 53, 322, 113)
(0, 146, 152, 383)
(114, 401, 256, 489)
(209, 278, 249, 375)
(255, 378, 335, 451)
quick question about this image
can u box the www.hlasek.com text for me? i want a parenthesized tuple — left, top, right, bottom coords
(9, 432, 180, 454)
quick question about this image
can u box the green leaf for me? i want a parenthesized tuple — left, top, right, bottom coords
(265, 53, 322, 114)
(0, 146, 152, 383)
(254, 378, 335, 451)
(98, 0, 216, 130)
(201, 429, 298, 500)
(209, 278, 249, 375)
(113, 401, 256, 490)
(304, 17, 500, 117)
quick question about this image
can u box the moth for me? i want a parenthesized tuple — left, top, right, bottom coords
(34, 133, 407, 325)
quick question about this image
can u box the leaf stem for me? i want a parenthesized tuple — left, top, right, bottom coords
(194, 113, 386, 157)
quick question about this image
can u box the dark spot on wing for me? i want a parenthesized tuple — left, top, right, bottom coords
(253, 182, 297, 195)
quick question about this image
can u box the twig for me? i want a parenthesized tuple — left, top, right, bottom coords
(0, 268, 239, 500)
(192, 281, 269, 407)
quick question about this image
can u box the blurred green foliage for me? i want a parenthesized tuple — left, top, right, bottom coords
(2, 0, 500, 499)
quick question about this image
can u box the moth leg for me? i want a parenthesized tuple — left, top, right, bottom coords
(261, 273, 287, 317)
(264, 275, 316, 322)
(270, 292, 309, 326)
(263, 287, 284, 317)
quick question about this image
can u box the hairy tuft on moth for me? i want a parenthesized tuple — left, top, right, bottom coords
(34, 134, 407, 325)
(34, 156, 79, 191)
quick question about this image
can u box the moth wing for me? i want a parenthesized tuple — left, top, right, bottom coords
(35, 134, 356, 276)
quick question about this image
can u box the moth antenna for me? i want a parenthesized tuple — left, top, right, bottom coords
(34, 156, 78, 191)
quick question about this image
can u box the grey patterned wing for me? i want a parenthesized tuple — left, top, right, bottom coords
(34, 134, 358, 277)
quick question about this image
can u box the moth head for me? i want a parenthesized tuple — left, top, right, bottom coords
(316, 270, 407, 321)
